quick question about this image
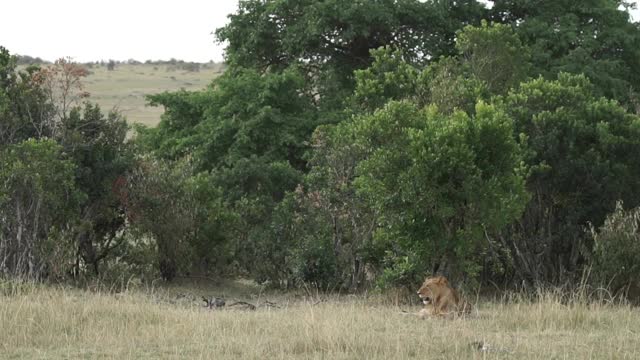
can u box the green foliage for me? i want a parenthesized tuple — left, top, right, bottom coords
(352, 101, 527, 285)
(420, 56, 488, 116)
(137, 9, 640, 289)
(125, 157, 196, 281)
(60, 103, 133, 276)
(256, 122, 377, 289)
(497, 73, 640, 283)
(3, 0, 638, 292)
(0, 46, 55, 145)
(352, 47, 486, 115)
(490, 0, 640, 107)
(0, 139, 81, 278)
(183, 172, 236, 276)
(137, 67, 320, 277)
(456, 20, 530, 95)
(352, 47, 422, 111)
(352, 20, 529, 116)
(257, 189, 338, 288)
(265, 69, 528, 287)
(1, 47, 135, 281)
(143, 67, 317, 173)
(139, 2, 521, 285)
(589, 202, 640, 295)
(216, 0, 485, 107)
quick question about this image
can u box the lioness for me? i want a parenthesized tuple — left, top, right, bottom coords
(416, 275, 472, 317)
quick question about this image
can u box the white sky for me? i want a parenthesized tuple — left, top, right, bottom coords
(0, 0, 239, 63)
(0, 0, 638, 63)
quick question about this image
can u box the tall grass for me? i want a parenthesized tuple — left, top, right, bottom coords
(1, 281, 639, 359)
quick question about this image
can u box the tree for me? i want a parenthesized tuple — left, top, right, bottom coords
(351, 46, 488, 116)
(33, 57, 90, 126)
(456, 20, 530, 95)
(138, 1, 492, 281)
(350, 46, 423, 112)
(216, 0, 486, 108)
(0, 139, 81, 279)
(351, 101, 527, 285)
(496, 73, 640, 284)
(351, 20, 529, 116)
(137, 67, 320, 276)
(124, 157, 196, 281)
(1, 47, 134, 280)
(0, 47, 55, 144)
(490, 0, 640, 107)
(142, 67, 317, 171)
(588, 202, 640, 296)
(59, 103, 132, 276)
(257, 123, 377, 289)
(183, 172, 237, 277)
(134, 2, 640, 290)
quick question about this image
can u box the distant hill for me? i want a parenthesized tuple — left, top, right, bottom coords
(82, 62, 225, 127)
(16, 55, 225, 126)
(16, 56, 224, 127)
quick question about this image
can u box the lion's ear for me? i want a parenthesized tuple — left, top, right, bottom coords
(436, 276, 449, 285)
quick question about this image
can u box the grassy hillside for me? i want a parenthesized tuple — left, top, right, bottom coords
(82, 63, 224, 127)
(2, 281, 639, 359)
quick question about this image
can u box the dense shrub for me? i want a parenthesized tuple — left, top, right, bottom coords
(589, 202, 640, 296)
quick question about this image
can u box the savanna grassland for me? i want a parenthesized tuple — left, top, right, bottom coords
(2, 281, 640, 359)
(3, 1, 640, 358)
(82, 63, 224, 126)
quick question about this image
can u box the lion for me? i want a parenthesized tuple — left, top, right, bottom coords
(416, 275, 472, 318)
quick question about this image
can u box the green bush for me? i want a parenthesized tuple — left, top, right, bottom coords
(589, 202, 640, 296)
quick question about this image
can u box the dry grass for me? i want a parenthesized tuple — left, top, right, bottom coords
(1, 281, 639, 359)
(82, 63, 223, 127)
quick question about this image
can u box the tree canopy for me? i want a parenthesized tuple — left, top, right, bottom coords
(133, 2, 640, 290)
(490, 0, 640, 107)
(3, 1, 640, 293)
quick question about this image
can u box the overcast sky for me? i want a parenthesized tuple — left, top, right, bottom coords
(1, 0, 638, 63)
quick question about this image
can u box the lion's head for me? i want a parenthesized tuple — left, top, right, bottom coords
(417, 275, 449, 305)
(415, 275, 471, 316)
